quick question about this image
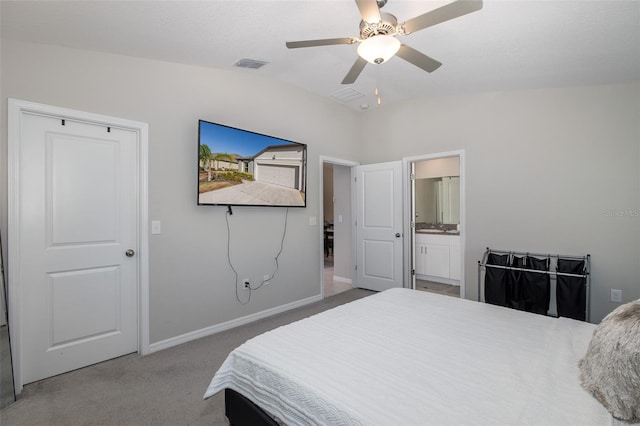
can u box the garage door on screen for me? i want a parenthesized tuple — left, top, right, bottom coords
(258, 165, 299, 189)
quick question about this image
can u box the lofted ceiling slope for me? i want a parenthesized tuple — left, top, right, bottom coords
(2, 0, 639, 111)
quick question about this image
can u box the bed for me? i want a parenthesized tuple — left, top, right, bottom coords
(203, 288, 613, 425)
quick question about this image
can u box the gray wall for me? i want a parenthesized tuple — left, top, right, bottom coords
(332, 164, 352, 281)
(2, 39, 638, 344)
(1, 40, 361, 343)
(360, 83, 640, 323)
(322, 163, 333, 223)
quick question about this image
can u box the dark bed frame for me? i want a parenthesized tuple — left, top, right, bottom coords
(225, 388, 279, 426)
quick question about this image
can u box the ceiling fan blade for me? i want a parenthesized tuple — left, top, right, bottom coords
(396, 45, 442, 73)
(355, 0, 382, 23)
(342, 57, 368, 84)
(286, 38, 356, 49)
(402, 0, 483, 34)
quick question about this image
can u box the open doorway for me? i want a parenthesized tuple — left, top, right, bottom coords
(405, 151, 465, 299)
(320, 158, 357, 298)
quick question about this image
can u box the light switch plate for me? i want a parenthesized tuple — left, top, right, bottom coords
(309, 216, 317, 226)
(151, 220, 161, 235)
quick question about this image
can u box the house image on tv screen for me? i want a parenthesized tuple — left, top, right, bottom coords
(238, 144, 305, 191)
(199, 143, 307, 207)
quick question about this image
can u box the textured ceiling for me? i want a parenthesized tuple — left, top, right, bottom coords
(2, 0, 639, 111)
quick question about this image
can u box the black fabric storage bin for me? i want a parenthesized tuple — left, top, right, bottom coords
(484, 253, 509, 306)
(522, 256, 550, 315)
(507, 256, 526, 311)
(556, 258, 586, 321)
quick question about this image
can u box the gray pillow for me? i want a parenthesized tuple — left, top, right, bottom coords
(578, 299, 640, 422)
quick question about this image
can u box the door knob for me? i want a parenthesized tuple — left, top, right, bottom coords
(395, 233, 401, 238)
(125, 249, 135, 257)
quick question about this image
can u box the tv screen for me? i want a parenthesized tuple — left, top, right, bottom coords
(198, 120, 307, 207)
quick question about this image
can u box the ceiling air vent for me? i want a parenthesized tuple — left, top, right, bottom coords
(329, 88, 365, 103)
(234, 58, 269, 69)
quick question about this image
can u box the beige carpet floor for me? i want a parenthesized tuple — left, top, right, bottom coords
(1, 288, 373, 426)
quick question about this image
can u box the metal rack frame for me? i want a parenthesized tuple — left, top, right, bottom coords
(477, 247, 591, 321)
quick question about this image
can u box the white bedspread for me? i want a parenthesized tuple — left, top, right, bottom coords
(204, 288, 612, 425)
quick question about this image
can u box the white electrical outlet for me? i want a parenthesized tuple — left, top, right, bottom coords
(611, 289, 622, 303)
(263, 275, 271, 285)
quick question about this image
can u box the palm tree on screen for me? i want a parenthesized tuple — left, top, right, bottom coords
(199, 144, 213, 181)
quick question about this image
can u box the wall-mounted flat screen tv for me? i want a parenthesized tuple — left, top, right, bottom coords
(198, 120, 307, 207)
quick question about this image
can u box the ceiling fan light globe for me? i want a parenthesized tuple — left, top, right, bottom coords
(357, 35, 401, 64)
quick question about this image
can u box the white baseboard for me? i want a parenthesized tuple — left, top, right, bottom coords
(149, 294, 323, 353)
(333, 275, 352, 284)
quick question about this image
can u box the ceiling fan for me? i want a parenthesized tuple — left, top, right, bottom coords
(286, 0, 483, 85)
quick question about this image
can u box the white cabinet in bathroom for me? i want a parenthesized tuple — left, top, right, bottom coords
(415, 242, 427, 277)
(415, 239, 440, 277)
(449, 236, 461, 280)
(415, 233, 461, 282)
(425, 243, 450, 277)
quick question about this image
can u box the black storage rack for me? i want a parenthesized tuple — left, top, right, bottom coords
(477, 248, 591, 322)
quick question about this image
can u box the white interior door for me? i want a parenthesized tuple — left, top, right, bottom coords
(355, 161, 403, 291)
(17, 112, 139, 385)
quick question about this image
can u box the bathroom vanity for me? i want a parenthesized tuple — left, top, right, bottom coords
(415, 231, 461, 284)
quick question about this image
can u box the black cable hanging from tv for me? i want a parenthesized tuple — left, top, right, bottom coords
(226, 207, 289, 305)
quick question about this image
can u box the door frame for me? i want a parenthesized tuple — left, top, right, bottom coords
(7, 98, 150, 392)
(318, 156, 359, 297)
(402, 150, 466, 298)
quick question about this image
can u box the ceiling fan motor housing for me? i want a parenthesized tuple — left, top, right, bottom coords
(359, 12, 398, 39)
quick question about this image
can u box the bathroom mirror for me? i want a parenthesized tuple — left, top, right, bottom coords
(0, 229, 16, 408)
(415, 176, 460, 225)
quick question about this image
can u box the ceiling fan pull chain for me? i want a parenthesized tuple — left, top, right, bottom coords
(376, 66, 382, 105)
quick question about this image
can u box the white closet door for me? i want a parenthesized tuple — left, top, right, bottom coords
(18, 112, 139, 385)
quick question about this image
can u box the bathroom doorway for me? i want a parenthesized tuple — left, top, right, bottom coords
(404, 151, 465, 299)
